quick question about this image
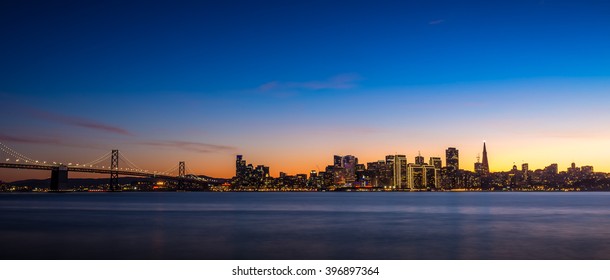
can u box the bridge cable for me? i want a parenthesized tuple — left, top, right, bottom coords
(82, 152, 112, 167)
(0, 142, 38, 163)
(119, 152, 143, 171)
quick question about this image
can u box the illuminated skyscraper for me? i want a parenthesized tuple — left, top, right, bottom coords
(255, 165, 270, 179)
(415, 153, 424, 165)
(236, 155, 246, 178)
(445, 147, 459, 172)
(385, 155, 407, 188)
(474, 161, 483, 174)
(481, 142, 489, 174)
(333, 155, 342, 167)
(429, 157, 442, 169)
(331, 155, 358, 185)
(392, 155, 407, 188)
(342, 155, 358, 183)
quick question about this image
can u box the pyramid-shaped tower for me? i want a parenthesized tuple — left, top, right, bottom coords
(482, 142, 489, 174)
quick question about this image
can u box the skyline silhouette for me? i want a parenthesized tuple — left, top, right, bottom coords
(0, 140, 604, 187)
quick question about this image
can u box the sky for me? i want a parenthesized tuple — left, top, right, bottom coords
(1, 0, 610, 182)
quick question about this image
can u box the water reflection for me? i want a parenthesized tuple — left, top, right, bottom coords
(1, 192, 610, 259)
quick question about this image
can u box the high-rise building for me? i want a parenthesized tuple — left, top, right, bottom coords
(236, 155, 247, 178)
(567, 162, 580, 174)
(324, 166, 335, 187)
(407, 163, 424, 189)
(474, 162, 483, 174)
(389, 155, 407, 188)
(429, 157, 442, 189)
(544, 163, 558, 175)
(367, 160, 392, 187)
(407, 163, 439, 190)
(255, 165, 270, 179)
(522, 163, 529, 183)
(333, 155, 342, 167)
(446, 147, 459, 172)
(481, 142, 489, 174)
(407, 154, 438, 189)
(296, 174, 308, 186)
(429, 157, 442, 169)
(333, 166, 346, 185)
(342, 155, 358, 184)
(424, 164, 438, 189)
(581, 166, 594, 174)
(331, 155, 358, 186)
(415, 153, 424, 165)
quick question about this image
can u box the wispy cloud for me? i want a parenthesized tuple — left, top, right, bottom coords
(429, 19, 445, 25)
(0, 133, 109, 151)
(0, 134, 60, 145)
(258, 73, 361, 92)
(137, 140, 237, 153)
(29, 110, 132, 136)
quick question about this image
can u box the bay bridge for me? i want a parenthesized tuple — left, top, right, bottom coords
(0, 142, 226, 191)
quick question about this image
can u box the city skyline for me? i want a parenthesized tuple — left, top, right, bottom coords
(2, 0, 610, 182)
(3, 138, 606, 192)
(0, 139, 604, 183)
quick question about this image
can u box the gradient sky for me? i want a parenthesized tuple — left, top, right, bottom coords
(1, 0, 610, 181)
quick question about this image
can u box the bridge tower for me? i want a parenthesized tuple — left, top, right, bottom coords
(110, 149, 119, 191)
(50, 165, 68, 191)
(178, 161, 185, 189)
(179, 161, 185, 178)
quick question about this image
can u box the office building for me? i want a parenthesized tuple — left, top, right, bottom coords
(446, 147, 459, 172)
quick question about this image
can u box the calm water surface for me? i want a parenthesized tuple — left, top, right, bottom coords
(1, 192, 610, 259)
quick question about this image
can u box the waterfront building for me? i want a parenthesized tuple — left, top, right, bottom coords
(387, 155, 407, 189)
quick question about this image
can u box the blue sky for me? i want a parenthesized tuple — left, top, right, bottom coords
(1, 0, 610, 180)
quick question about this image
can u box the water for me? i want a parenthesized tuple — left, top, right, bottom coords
(1, 192, 610, 259)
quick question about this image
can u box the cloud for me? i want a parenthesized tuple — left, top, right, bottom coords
(429, 19, 445, 25)
(0, 133, 109, 151)
(0, 134, 61, 145)
(137, 140, 237, 153)
(29, 110, 132, 136)
(258, 74, 361, 92)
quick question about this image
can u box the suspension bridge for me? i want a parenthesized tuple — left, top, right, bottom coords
(0, 142, 225, 191)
